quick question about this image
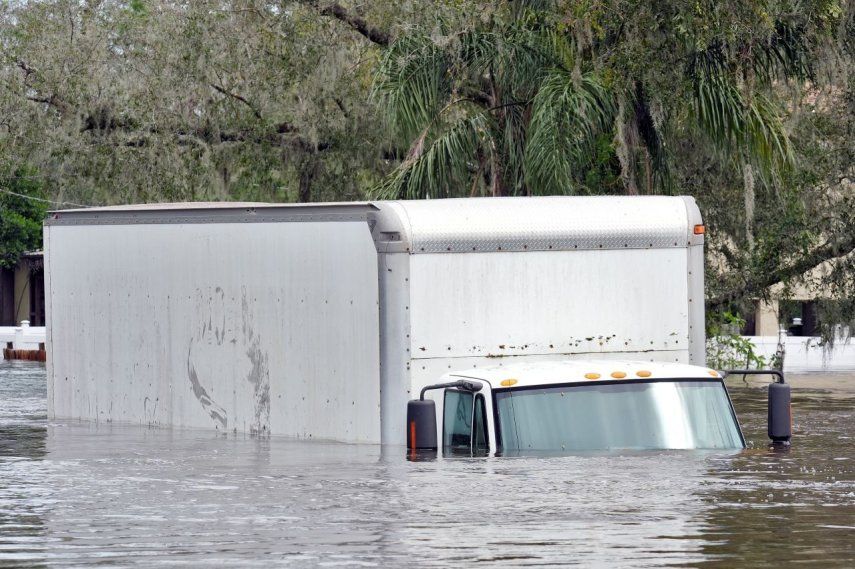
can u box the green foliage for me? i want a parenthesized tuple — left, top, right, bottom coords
(0, 1, 407, 205)
(372, 0, 827, 198)
(128, 1, 148, 16)
(690, 67, 793, 177)
(375, 112, 489, 199)
(706, 311, 770, 370)
(525, 68, 616, 194)
(0, 167, 48, 269)
(372, 13, 564, 198)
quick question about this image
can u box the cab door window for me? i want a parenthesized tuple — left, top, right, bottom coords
(443, 389, 473, 452)
(472, 394, 489, 454)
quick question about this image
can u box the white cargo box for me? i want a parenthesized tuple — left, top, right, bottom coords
(45, 196, 705, 444)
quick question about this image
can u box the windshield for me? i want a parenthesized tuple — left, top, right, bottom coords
(495, 380, 743, 452)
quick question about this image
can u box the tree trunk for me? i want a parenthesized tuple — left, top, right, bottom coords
(298, 157, 319, 203)
(488, 139, 506, 197)
(490, 160, 505, 197)
(643, 149, 653, 195)
(743, 162, 755, 251)
(614, 97, 639, 195)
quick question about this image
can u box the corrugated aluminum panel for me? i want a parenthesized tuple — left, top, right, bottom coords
(46, 221, 381, 442)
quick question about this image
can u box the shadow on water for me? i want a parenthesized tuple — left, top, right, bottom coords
(0, 360, 853, 567)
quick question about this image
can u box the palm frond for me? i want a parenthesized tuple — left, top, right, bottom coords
(373, 112, 491, 200)
(691, 61, 793, 176)
(753, 20, 813, 83)
(453, 24, 555, 100)
(372, 33, 451, 142)
(498, 20, 560, 99)
(524, 69, 616, 195)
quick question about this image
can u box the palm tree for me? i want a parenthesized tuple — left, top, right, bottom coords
(371, 1, 813, 200)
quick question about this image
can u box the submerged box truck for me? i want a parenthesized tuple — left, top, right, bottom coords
(44, 196, 790, 453)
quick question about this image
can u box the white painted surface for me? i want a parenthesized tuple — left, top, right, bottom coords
(376, 252, 411, 445)
(408, 248, 691, 360)
(46, 221, 381, 442)
(686, 244, 705, 363)
(0, 322, 46, 350)
(746, 336, 855, 373)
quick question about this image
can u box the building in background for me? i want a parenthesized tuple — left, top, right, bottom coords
(0, 251, 45, 327)
(741, 258, 854, 372)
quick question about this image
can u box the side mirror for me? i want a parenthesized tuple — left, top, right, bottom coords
(406, 399, 437, 450)
(406, 380, 482, 451)
(768, 381, 792, 445)
(725, 369, 792, 446)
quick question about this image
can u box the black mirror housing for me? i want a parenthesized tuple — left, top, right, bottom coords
(407, 399, 437, 450)
(768, 381, 792, 445)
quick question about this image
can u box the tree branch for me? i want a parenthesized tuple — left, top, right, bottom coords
(102, 123, 331, 153)
(707, 234, 855, 310)
(318, 3, 390, 46)
(16, 60, 36, 77)
(210, 83, 263, 119)
(25, 94, 71, 115)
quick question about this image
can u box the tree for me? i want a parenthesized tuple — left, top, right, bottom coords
(372, 1, 832, 199)
(0, 167, 48, 269)
(0, 1, 421, 205)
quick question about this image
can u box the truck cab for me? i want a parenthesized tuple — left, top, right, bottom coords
(414, 360, 745, 454)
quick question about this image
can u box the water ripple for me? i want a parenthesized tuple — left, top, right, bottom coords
(0, 361, 853, 567)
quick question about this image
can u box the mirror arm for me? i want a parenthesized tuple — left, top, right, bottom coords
(722, 369, 785, 384)
(419, 380, 482, 400)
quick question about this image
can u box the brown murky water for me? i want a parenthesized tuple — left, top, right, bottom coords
(0, 361, 853, 567)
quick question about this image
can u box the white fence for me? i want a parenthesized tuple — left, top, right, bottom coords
(0, 321, 46, 350)
(747, 335, 855, 373)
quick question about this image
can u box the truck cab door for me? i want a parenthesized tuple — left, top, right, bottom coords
(442, 388, 491, 456)
(471, 392, 490, 456)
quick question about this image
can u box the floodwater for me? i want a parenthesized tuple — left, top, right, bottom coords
(0, 362, 853, 567)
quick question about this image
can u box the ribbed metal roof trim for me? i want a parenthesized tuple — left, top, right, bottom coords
(45, 202, 377, 226)
(378, 196, 695, 253)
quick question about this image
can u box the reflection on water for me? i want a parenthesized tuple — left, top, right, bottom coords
(0, 361, 853, 567)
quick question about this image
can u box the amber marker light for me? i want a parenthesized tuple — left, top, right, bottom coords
(584, 373, 601, 380)
(708, 370, 719, 377)
(500, 379, 518, 387)
(636, 370, 652, 378)
(693, 224, 706, 235)
(611, 371, 627, 379)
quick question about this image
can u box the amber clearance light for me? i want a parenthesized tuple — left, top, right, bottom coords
(693, 224, 706, 235)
